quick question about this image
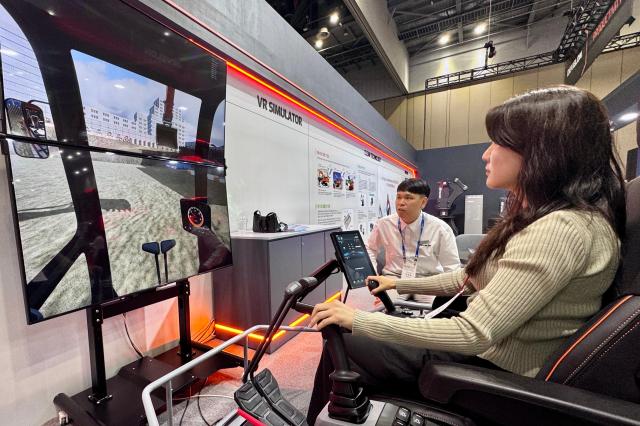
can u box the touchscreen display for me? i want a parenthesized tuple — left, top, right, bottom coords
(331, 231, 375, 289)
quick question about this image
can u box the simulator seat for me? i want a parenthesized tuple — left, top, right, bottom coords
(371, 177, 640, 425)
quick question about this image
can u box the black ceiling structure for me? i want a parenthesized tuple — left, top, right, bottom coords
(266, 0, 573, 74)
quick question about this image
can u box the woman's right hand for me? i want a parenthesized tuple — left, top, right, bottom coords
(366, 275, 396, 295)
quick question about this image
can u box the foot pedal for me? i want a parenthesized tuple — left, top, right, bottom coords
(234, 381, 288, 426)
(254, 369, 307, 426)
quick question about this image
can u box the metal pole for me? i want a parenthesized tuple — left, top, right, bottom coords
(166, 379, 173, 426)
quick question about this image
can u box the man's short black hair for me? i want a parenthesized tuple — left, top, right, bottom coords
(397, 178, 430, 198)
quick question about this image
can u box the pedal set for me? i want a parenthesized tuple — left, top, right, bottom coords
(254, 369, 307, 426)
(234, 380, 287, 426)
(234, 368, 307, 426)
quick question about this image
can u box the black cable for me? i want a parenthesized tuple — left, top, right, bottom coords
(178, 385, 191, 426)
(192, 319, 213, 341)
(193, 319, 215, 342)
(195, 319, 217, 343)
(197, 377, 212, 426)
(122, 313, 143, 358)
(342, 286, 350, 303)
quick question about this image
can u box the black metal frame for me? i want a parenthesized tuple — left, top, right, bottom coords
(424, 30, 640, 92)
(556, 0, 615, 59)
(86, 279, 192, 402)
(53, 278, 242, 425)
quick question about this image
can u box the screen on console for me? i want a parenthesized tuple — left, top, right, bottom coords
(331, 231, 376, 289)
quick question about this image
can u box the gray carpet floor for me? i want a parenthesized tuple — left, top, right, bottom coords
(43, 284, 375, 425)
(158, 285, 374, 425)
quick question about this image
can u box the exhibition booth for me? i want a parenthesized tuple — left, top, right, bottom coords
(1, 0, 640, 425)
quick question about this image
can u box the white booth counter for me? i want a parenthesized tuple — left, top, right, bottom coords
(212, 225, 342, 352)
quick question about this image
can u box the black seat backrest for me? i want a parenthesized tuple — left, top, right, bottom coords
(536, 177, 640, 402)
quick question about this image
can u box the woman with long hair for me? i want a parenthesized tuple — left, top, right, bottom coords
(307, 86, 626, 424)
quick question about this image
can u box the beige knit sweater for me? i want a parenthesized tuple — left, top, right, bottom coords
(353, 210, 620, 377)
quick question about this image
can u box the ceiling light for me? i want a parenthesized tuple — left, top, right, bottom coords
(438, 34, 450, 45)
(315, 39, 324, 49)
(474, 22, 487, 35)
(318, 26, 330, 39)
(620, 112, 639, 122)
(163, 31, 171, 37)
(329, 12, 339, 25)
(47, 9, 55, 16)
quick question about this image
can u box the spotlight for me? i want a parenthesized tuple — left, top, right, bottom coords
(329, 12, 339, 25)
(484, 40, 496, 58)
(474, 22, 487, 35)
(315, 39, 324, 49)
(439, 34, 450, 45)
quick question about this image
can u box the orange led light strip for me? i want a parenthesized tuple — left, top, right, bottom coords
(226, 61, 416, 175)
(186, 35, 416, 175)
(215, 290, 343, 342)
(161, 0, 417, 176)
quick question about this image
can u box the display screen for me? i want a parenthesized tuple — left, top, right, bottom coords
(6, 140, 231, 322)
(331, 231, 376, 289)
(0, 0, 230, 323)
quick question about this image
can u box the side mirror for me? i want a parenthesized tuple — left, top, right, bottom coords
(12, 140, 49, 159)
(4, 98, 49, 158)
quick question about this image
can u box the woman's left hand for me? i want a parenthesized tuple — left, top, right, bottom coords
(309, 300, 356, 330)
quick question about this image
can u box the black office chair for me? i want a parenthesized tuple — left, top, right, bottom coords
(412, 176, 640, 425)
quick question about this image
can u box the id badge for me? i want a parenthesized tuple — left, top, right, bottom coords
(401, 257, 418, 279)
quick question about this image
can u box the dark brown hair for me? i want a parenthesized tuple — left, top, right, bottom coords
(465, 85, 626, 277)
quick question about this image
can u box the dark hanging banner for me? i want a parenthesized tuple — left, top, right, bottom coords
(565, 0, 633, 85)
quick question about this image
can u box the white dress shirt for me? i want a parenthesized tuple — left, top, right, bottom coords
(366, 212, 461, 303)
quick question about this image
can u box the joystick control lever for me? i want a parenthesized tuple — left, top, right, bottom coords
(367, 280, 396, 314)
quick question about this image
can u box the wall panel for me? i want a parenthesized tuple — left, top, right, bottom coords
(590, 50, 623, 99)
(372, 48, 638, 152)
(410, 94, 426, 149)
(537, 63, 564, 88)
(575, 67, 592, 91)
(615, 122, 639, 173)
(430, 91, 449, 148)
(384, 97, 403, 133)
(468, 83, 491, 144)
(424, 94, 433, 149)
(513, 70, 538, 95)
(448, 86, 470, 146)
(621, 47, 640, 83)
(489, 77, 514, 107)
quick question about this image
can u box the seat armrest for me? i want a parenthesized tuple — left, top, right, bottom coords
(420, 362, 640, 426)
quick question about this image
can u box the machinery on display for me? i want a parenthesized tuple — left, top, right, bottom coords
(435, 178, 468, 235)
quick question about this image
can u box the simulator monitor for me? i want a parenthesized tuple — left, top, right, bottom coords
(0, 0, 230, 323)
(330, 231, 376, 289)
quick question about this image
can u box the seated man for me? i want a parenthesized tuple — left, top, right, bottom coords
(366, 178, 460, 305)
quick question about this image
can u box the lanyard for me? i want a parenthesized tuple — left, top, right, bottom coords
(398, 213, 425, 261)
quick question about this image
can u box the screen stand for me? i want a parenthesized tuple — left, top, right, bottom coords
(53, 278, 242, 425)
(86, 305, 111, 404)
